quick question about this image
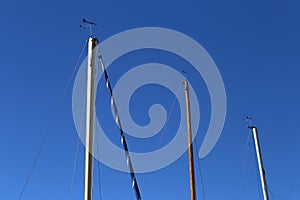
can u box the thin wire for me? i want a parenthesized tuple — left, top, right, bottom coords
(194, 136, 206, 200)
(257, 180, 262, 200)
(97, 152, 103, 200)
(17, 41, 87, 200)
(267, 183, 277, 200)
(157, 83, 183, 147)
(68, 138, 80, 200)
(94, 81, 103, 200)
(237, 129, 252, 200)
(69, 87, 87, 200)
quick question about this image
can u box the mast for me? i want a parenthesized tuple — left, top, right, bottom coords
(183, 80, 196, 200)
(84, 37, 98, 200)
(249, 126, 269, 200)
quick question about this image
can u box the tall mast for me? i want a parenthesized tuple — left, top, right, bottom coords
(84, 37, 98, 200)
(249, 126, 269, 200)
(183, 80, 196, 200)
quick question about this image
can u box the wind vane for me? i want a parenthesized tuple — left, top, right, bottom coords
(80, 18, 97, 37)
(245, 116, 252, 127)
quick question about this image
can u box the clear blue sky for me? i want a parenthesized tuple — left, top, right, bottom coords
(1, 0, 300, 199)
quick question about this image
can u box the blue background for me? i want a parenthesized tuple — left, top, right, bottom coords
(0, 0, 299, 199)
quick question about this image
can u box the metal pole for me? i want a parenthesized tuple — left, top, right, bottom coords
(183, 80, 196, 200)
(84, 37, 98, 200)
(249, 126, 269, 200)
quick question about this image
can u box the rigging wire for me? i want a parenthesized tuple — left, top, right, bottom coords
(17, 41, 87, 200)
(69, 86, 87, 200)
(157, 83, 183, 147)
(237, 129, 252, 200)
(97, 45, 143, 200)
(96, 157, 103, 200)
(94, 76, 103, 200)
(267, 182, 277, 200)
(69, 138, 80, 200)
(193, 134, 206, 200)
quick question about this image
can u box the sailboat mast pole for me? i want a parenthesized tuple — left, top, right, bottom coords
(249, 126, 269, 200)
(183, 80, 196, 200)
(84, 37, 98, 200)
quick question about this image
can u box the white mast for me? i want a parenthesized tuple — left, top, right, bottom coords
(84, 36, 98, 200)
(249, 126, 269, 200)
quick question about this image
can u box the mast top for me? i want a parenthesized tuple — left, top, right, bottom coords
(80, 18, 97, 38)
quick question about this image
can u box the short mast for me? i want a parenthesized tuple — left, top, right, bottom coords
(183, 80, 196, 200)
(249, 126, 269, 200)
(84, 37, 98, 200)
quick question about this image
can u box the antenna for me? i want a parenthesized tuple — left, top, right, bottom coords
(80, 18, 97, 37)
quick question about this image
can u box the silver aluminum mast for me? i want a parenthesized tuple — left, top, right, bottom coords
(249, 126, 269, 200)
(84, 37, 98, 200)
